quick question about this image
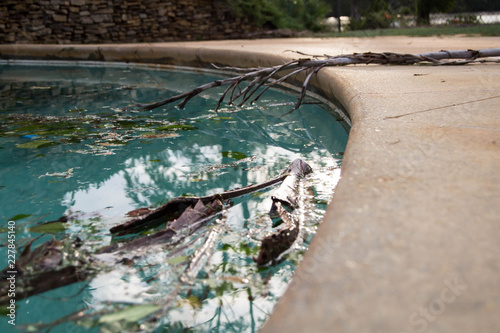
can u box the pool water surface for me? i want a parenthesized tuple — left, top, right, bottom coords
(0, 62, 348, 332)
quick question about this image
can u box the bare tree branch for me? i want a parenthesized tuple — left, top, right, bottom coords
(123, 48, 500, 113)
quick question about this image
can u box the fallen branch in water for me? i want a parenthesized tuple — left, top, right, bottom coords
(0, 238, 92, 305)
(142, 159, 315, 322)
(124, 48, 500, 113)
(0, 159, 312, 306)
(0, 199, 225, 306)
(109, 168, 289, 236)
(254, 201, 301, 267)
(100, 198, 224, 253)
(255, 159, 313, 266)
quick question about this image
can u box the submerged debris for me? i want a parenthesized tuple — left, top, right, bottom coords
(254, 158, 313, 266)
(101, 199, 224, 254)
(255, 202, 300, 266)
(0, 158, 317, 331)
(0, 237, 91, 305)
(39, 167, 74, 179)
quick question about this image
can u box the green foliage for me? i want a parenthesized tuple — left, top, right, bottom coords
(348, 0, 395, 30)
(29, 222, 67, 234)
(156, 124, 198, 131)
(223, 0, 331, 32)
(167, 255, 189, 265)
(397, 5, 414, 15)
(98, 304, 160, 323)
(9, 213, 32, 221)
(222, 151, 247, 160)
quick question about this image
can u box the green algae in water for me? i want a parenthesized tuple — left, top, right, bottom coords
(16, 139, 60, 149)
(222, 150, 247, 160)
(29, 221, 68, 234)
(156, 124, 198, 131)
(0, 62, 348, 332)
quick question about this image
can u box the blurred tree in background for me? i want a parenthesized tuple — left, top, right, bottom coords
(347, 0, 393, 30)
(415, 0, 454, 24)
(224, 0, 330, 32)
(327, 0, 500, 30)
(225, 0, 500, 33)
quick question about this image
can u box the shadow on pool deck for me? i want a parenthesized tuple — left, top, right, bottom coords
(1, 36, 499, 332)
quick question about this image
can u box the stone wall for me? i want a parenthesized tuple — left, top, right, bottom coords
(0, 0, 262, 44)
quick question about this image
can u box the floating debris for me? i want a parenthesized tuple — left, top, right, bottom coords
(39, 168, 74, 179)
(140, 132, 179, 139)
(16, 139, 60, 149)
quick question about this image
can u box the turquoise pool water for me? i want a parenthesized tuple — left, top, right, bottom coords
(0, 62, 348, 332)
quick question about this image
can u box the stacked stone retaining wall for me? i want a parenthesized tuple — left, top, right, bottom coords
(0, 0, 261, 44)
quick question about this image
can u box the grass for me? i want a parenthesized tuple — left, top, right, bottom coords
(310, 24, 500, 38)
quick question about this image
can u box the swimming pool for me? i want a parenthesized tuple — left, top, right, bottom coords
(0, 61, 348, 332)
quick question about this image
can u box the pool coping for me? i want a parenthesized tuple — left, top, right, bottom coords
(1, 37, 499, 332)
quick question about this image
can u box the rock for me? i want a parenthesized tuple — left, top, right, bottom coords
(1, 0, 266, 44)
(70, 0, 86, 6)
(52, 14, 67, 22)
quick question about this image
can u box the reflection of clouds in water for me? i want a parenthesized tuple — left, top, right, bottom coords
(88, 269, 151, 304)
(159, 143, 224, 179)
(198, 144, 223, 162)
(167, 290, 262, 330)
(62, 172, 136, 219)
(162, 149, 199, 178)
(57, 97, 346, 225)
(61, 143, 340, 222)
(61, 145, 221, 215)
(124, 161, 154, 185)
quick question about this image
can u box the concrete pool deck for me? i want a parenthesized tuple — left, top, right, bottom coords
(1, 36, 499, 332)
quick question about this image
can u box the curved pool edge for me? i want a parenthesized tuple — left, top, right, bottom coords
(1, 37, 499, 332)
